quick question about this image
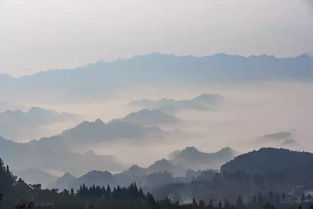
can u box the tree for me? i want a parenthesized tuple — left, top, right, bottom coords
(301, 193, 305, 202)
(147, 192, 157, 209)
(218, 201, 222, 209)
(192, 198, 198, 209)
(282, 193, 286, 202)
(263, 203, 273, 209)
(224, 198, 231, 209)
(199, 200, 206, 209)
(236, 195, 243, 208)
(258, 193, 264, 203)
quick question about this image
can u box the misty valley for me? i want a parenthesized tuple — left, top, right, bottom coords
(1, 53, 313, 209)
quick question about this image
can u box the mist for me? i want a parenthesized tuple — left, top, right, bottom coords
(11, 81, 309, 167)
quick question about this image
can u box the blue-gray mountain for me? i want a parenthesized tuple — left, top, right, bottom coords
(153, 148, 313, 202)
(1, 53, 312, 102)
(0, 137, 125, 176)
(130, 94, 224, 113)
(111, 109, 182, 126)
(13, 168, 57, 188)
(50, 146, 234, 191)
(0, 119, 173, 176)
(36, 119, 169, 150)
(123, 147, 236, 177)
(0, 107, 82, 141)
(169, 147, 237, 170)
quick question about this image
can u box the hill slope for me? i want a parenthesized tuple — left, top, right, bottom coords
(221, 148, 313, 179)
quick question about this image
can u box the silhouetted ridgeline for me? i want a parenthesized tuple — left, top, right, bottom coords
(1, 155, 313, 209)
(1, 53, 313, 102)
(2, 148, 313, 209)
(221, 148, 313, 179)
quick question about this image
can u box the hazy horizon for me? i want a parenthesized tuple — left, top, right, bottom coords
(1, 0, 312, 76)
(0, 52, 312, 78)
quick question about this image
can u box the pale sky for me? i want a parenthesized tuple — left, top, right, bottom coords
(0, 0, 312, 76)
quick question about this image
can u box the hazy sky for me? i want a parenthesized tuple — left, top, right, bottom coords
(0, 0, 312, 76)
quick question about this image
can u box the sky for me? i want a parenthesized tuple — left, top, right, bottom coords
(0, 0, 312, 76)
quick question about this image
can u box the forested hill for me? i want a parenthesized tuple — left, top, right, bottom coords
(1, 150, 313, 209)
(221, 148, 313, 178)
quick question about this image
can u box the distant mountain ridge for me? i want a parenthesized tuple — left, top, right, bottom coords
(0, 106, 82, 141)
(130, 93, 224, 113)
(0, 118, 174, 176)
(122, 146, 236, 177)
(13, 168, 57, 188)
(0, 136, 125, 176)
(169, 147, 237, 170)
(35, 119, 169, 150)
(1, 53, 312, 103)
(111, 109, 181, 126)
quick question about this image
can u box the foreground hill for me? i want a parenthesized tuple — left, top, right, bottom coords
(1, 53, 312, 103)
(154, 148, 313, 202)
(221, 147, 313, 179)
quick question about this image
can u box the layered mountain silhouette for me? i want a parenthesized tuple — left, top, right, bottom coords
(52, 172, 77, 190)
(13, 168, 57, 188)
(0, 118, 176, 175)
(154, 148, 313, 201)
(49, 146, 235, 191)
(0, 137, 125, 176)
(1, 53, 312, 103)
(111, 109, 181, 126)
(36, 119, 169, 150)
(169, 147, 237, 170)
(221, 147, 313, 180)
(122, 147, 236, 177)
(123, 159, 185, 177)
(51, 169, 176, 191)
(0, 107, 82, 141)
(130, 94, 224, 113)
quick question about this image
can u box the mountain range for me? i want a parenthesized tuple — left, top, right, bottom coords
(50, 146, 236, 191)
(0, 137, 125, 176)
(1, 53, 312, 103)
(111, 109, 181, 126)
(35, 119, 170, 151)
(0, 118, 178, 176)
(154, 148, 313, 201)
(0, 107, 82, 141)
(169, 147, 237, 170)
(130, 93, 224, 113)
